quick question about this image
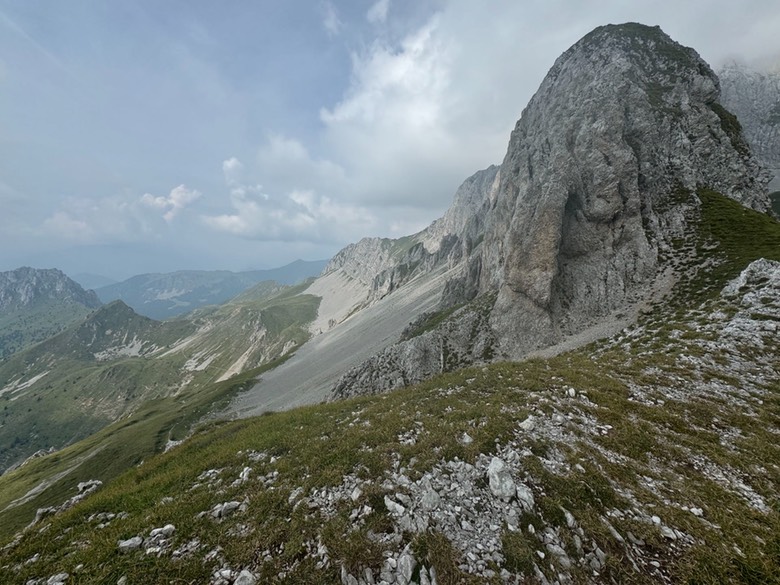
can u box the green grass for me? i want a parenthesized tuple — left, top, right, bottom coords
(0, 298, 96, 359)
(1, 328, 777, 583)
(0, 355, 291, 541)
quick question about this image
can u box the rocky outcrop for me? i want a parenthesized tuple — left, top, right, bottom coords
(332, 296, 497, 399)
(309, 167, 500, 334)
(324, 166, 500, 303)
(719, 61, 780, 189)
(0, 267, 100, 311)
(329, 23, 771, 399)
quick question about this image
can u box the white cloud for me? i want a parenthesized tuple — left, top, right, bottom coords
(367, 0, 390, 24)
(321, 1, 343, 37)
(140, 184, 201, 222)
(222, 157, 244, 185)
(256, 134, 347, 197)
(202, 181, 375, 243)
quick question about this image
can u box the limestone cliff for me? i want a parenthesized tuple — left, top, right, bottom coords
(719, 61, 780, 189)
(331, 23, 771, 399)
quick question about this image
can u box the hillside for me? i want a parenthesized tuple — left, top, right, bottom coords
(1, 189, 777, 584)
(0, 283, 319, 475)
(95, 260, 327, 320)
(0, 268, 102, 359)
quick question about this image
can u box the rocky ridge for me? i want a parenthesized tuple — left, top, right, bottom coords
(329, 23, 772, 400)
(0, 267, 103, 359)
(0, 268, 100, 312)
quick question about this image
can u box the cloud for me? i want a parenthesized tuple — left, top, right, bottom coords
(222, 157, 244, 185)
(321, 1, 343, 37)
(202, 181, 375, 243)
(39, 194, 155, 244)
(318, 16, 483, 209)
(38, 183, 201, 246)
(140, 184, 201, 222)
(256, 134, 347, 196)
(367, 0, 390, 24)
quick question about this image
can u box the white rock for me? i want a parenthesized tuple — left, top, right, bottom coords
(47, 574, 69, 585)
(518, 416, 536, 431)
(384, 495, 406, 516)
(396, 547, 416, 585)
(516, 483, 535, 510)
(660, 526, 677, 540)
(150, 524, 175, 538)
(117, 536, 143, 553)
(487, 457, 515, 500)
(234, 569, 257, 585)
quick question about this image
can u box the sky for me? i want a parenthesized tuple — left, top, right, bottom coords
(1, 0, 779, 281)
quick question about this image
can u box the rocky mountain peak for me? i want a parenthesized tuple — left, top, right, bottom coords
(0, 267, 101, 311)
(328, 23, 773, 398)
(474, 22, 769, 357)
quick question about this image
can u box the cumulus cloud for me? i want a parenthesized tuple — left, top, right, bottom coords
(38, 183, 203, 246)
(140, 184, 201, 222)
(321, 1, 343, 37)
(366, 0, 390, 24)
(222, 157, 244, 185)
(318, 16, 481, 208)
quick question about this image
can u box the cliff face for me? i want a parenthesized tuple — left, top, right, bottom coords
(475, 24, 768, 357)
(330, 23, 771, 399)
(719, 61, 780, 189)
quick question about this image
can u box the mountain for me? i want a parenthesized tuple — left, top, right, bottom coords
(1, 23, 779, 584)
(0, 267, 102, 359)
(231, 23, 771, 410)
(0, 300, 194, 472)
(95, 259, 327, 320)
(719, 61, 780, 192)
(0, 280, 319, 474)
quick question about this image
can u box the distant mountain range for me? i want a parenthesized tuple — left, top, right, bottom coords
(93, 259, 327, 319)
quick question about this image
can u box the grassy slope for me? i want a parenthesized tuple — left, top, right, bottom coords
(0, 299, 96, 359)
(0, 288, 320, 521)
(0, 356, 292, 540)
(0, 306, 197, 471)
(0, 191, 778, 583)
